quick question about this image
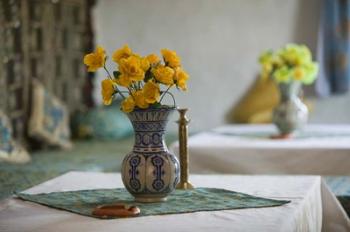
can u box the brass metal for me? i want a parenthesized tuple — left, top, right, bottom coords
(176, 108, 194, 189)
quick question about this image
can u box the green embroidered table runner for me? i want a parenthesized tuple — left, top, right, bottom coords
(17, 188, 289, 219)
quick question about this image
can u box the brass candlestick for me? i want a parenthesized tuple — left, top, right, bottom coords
(176, 108, 194, 189)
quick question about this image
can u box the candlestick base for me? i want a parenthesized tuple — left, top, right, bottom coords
(176, 181, 194, 190)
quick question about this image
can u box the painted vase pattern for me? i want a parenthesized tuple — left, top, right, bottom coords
(121, 107, 180, 202)
(272, 82, 308, 135)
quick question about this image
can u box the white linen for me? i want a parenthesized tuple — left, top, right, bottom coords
(0, 171, 349, 232)
(170, 124, 350, 175)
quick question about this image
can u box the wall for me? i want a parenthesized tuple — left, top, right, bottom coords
(310, 94, 350, 123)
(93, 0, 346, 132)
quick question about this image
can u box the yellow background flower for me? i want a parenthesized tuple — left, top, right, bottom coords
(101, 79, 115, 105)
(152, 65, 175, 85)
(292, 67, 305, 81)
(259, 44, 318, 85)
(121, 96, 135, 113)
(112, 44, 132, 64)
(302, 62, 319, 84)
(83, 46, 106, 72)
(273, 66, 291, 83)
(161, 49, 181, 68)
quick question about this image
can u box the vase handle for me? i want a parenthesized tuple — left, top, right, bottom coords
(162, 91, 177, 108)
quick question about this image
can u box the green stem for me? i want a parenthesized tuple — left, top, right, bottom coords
(103, 65, 126, 99)
(159, 85, 173, 103)
(127, 87, 133, 97)
(138, 81, 142, 89)
(132, 82, 138, 91)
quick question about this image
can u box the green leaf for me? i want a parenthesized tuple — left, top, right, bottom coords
(144, 69, 153, 82)
(150, 102, 161, 108)
(113, 71, 121, 79)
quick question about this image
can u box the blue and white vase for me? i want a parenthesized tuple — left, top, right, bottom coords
(272, 82, 308, 136)
(121, 107, 180, 202)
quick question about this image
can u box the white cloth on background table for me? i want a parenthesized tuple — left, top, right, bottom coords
(0, 171, 349, 232)
(170, 124, 350, 175)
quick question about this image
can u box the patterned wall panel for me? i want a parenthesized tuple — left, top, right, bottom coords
(0, 0, 94, 146)
(0, 0, 27, 144)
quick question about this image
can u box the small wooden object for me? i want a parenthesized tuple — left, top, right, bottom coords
(92, 204, 140, 218)
(270, 133, 293, 139)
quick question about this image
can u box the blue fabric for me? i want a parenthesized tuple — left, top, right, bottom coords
(316, 0, 350, 96)
(72, 104, 133, 140)
(324, 176, 350, 216)
(0, 112, 14, 154)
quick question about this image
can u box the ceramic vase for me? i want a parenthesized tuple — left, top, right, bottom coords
(272, 82, 308, 136)
(121, 107, 180, 203)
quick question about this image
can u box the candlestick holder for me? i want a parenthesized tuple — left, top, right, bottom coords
(176, 108, 194, 189)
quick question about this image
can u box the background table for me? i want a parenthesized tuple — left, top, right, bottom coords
(171, 124, 350, 175)
(0, 171, 349, 232)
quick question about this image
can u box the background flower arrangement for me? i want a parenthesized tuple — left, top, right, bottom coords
(259, 44, 319, 85)
(83, 45, 189, 112)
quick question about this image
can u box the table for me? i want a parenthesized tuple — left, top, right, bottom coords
(171, 124, 350, 175)
(0, 171, 349, 232)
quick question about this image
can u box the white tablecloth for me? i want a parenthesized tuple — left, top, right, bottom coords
(171, 124, 350, 175)
(0, 171, 349, 232)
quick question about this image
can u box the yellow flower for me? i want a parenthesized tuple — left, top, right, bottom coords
(83, 46, 106, 72)
(119, 56, 145, 82)
(133, 90, 149, 109)
(174, 68, 189, 91)
(143, 81, 160, 104)
(141, 57, 150, 71)
(146, 54, 160, 65)
(161, 49, 181, 68)
(101, 79, 115, 105)
(152, 65, 175, 85)
(112, 44, 132, 64)
(114, 74, 132, 87)
(121, 96, 135, 113)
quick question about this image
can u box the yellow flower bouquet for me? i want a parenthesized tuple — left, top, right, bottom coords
(259, 44, 318, 85)
(258, 44, 319, 137)
(83, 45, 189, 112)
